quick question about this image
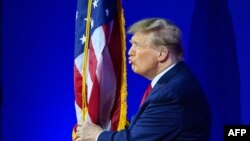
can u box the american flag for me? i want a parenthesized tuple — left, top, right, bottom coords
(73, 0, 127, 138)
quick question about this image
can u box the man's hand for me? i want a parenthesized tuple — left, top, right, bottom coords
(75, 122, 103, 141)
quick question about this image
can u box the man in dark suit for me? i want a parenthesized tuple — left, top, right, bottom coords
(75, 18, 211, 141)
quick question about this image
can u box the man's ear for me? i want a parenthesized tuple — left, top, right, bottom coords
(158, 48, 169, 62)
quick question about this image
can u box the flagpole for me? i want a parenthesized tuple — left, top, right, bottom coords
(82, 0, 93, 121)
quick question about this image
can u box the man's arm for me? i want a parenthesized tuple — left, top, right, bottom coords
(75, 92, 182, 141)
(98, 93, 182, 141)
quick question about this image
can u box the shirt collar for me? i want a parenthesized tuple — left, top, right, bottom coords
(151, 63, 176, 88)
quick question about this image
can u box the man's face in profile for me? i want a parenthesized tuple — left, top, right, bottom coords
(128, 32, 160, 79)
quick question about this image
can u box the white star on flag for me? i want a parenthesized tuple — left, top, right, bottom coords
(75, 11, 78, 20)
(93, 0, 99, 9)
(106, 9, 109, 17)
(91, 20, 94, 29)
(84, 18, 94, 29)
(80, 34, 86, 44)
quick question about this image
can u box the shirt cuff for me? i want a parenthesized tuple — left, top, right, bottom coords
(96, 131, 104, 141)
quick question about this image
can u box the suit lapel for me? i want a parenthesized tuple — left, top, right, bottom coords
(129, 62, 186, 128)
(146, 61, 185, 99)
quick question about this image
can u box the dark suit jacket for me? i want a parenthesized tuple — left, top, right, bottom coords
(98, 62, 211, 141)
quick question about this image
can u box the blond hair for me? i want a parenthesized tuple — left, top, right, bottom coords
(128, 18, 183, 60)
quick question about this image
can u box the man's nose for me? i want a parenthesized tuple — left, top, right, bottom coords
(128, 46, 134, 56)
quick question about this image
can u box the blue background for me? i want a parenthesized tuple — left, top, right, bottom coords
(1, 0, 250, 141)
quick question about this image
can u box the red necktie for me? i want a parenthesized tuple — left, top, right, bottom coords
(140, 84, 152, 107)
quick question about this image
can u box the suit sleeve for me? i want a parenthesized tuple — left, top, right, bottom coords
(97, 92, 182, 141)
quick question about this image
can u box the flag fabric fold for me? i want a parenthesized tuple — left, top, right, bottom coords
(73, 0, 127, 139)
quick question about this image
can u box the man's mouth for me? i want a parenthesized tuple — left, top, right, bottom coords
(128, 58, 133, 64)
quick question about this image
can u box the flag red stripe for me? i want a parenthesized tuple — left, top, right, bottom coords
(74, 64, 83, 108)
(102, 24, 111, 44)
(88, 76, 100, 124)
(87, 40, 100, 124)
(88, 41, 98, 83)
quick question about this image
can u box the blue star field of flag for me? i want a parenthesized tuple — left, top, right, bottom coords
(75, 0, 118, 58)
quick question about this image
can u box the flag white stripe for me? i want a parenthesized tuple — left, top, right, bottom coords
(74, 53, 83, 76)
(75, 101, 82, 123)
